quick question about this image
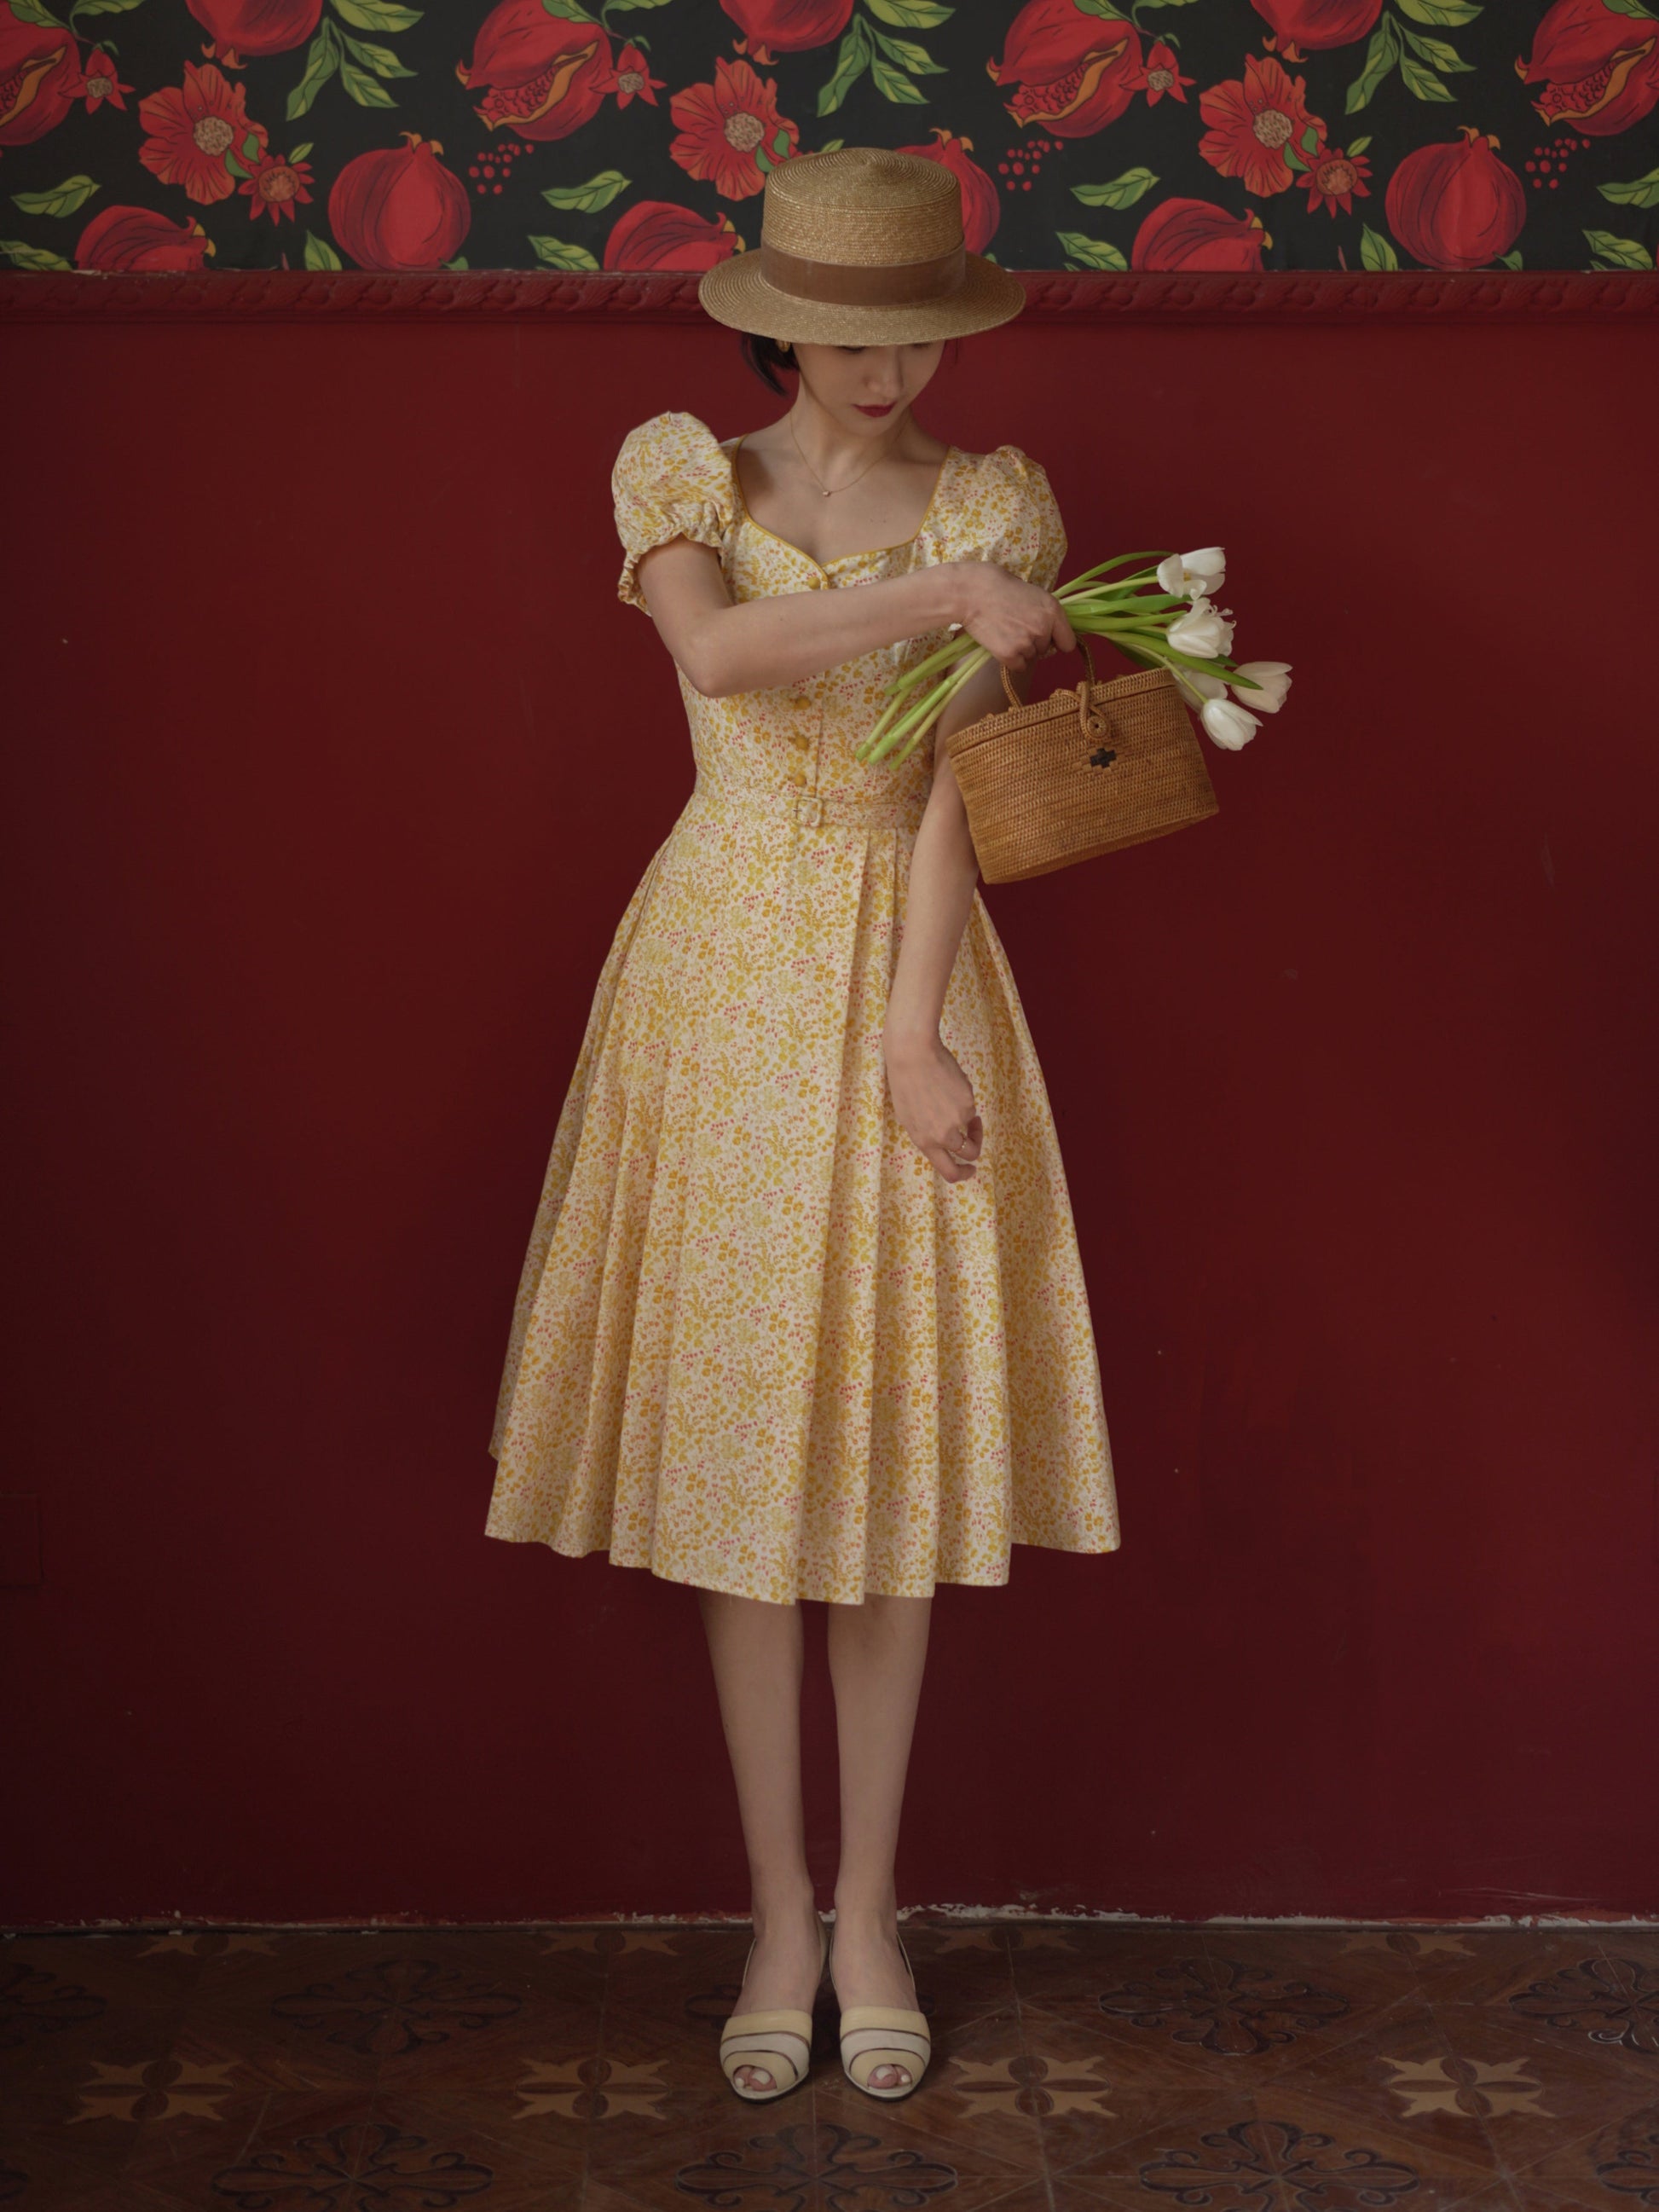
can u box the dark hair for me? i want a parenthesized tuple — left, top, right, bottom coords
(740, 333, 796, 393)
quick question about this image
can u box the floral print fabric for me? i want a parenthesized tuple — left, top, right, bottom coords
(485, 408, 1119, 1606)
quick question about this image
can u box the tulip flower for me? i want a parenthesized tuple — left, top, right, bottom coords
(1228, 660, 1292, 712)
(1200, 698, 1262, 750)
(1156, 546, 1227, 600)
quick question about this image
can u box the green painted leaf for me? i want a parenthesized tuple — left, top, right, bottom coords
(818, 139, 844, 152)
(286, 22, 339, 119)
(1359, 223, 1400, 269)
(303, 229, 342, 269)
(1347, 134, 1372, 154)
(540, 169, 629, 213)
(341, 30, 413, 74)
(338, 55, 395, 104)
(869, 26, 945, 72)
(1071, 167, 1157, 209)
(1283, 141, 1309, 171)
(1600, 165, 1659, 208)
(290, 141, 312, 160)
(817, 22, 871, 115)
(443, 254, 467, 269)
(1399, 51, 1457, 99)
(864, 0, 952, 24)
(528, 234, 601, 269)
(1398, 25, 1475, 69)
(4, 0, 66, 26)
(1599, 0, 1657, 18)
(68, 0, 145, 18)
(0, 238, 74, 268)
(1072, 0, 1130, 15)
(1498, 249, 1523, 268)
(11, 174, 100, 217)
(331, 0, 419, 24)
(1055, 229, 1128, 270)
(870, 54, 929, 101)
(1345, 20, 1398, 113)
(1395, 0, 1482, 21)
(540, 0, 598, 18)
(1583, 228, 1653, 268)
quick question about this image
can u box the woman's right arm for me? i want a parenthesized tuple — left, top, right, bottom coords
(630, 537, 1073, 698)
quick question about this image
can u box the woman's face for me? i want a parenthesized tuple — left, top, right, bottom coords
(789, 341, 945, 431)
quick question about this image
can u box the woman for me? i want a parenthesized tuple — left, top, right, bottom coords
(485, 148, 1121, 2104)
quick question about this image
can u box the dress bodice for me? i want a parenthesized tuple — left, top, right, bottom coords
(610, 409, 1067, 821)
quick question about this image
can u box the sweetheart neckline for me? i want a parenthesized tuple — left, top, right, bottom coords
(724, 434, 959, 581)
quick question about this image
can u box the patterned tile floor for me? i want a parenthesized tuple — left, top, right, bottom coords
(1, 1918, 1655, 2209)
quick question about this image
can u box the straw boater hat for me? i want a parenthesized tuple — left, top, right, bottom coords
(697, 146, 1027, 347)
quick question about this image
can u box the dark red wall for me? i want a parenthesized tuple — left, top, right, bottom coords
(3, 279, 1656, 1927)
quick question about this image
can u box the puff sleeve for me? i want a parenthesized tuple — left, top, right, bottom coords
(957, 445, 1068, 594)
(611, 409, 738, 614)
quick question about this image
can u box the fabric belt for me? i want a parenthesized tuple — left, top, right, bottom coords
(682, 779, 929, 837)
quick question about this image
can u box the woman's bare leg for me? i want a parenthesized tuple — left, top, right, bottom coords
(697, 1586, 824, 2093)
(826, 1591, 933, 2091)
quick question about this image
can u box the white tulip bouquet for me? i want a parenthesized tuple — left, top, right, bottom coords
(854, 546, 1291, 767)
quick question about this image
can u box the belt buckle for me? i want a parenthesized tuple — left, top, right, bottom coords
(796, 789, 824, 832)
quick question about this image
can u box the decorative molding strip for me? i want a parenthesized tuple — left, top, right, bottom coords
(2, 269, 1655, 325)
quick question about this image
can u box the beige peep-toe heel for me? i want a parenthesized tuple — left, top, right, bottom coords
(830, 1924, 931, 2100)
(719, 1914, 830, 2102)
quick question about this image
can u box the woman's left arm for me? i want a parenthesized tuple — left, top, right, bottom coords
(882, 650, 1044, 1184)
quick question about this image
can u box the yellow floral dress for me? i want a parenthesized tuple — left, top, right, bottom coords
(485, 408, 1119, 1606)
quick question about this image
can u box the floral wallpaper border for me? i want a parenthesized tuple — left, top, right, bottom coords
(1, 0, 1656, 277)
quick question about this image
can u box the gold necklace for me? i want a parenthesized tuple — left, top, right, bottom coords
(788, 410, 900, 501)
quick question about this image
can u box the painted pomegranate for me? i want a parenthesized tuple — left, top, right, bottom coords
(76, 205, 212, 271)
(328, 134, 470, 271)
(457, 0, 612, 141)
(604, 201, 743, 272)
(897, 127, 998, 254)
(1517, 0, 1659, 136)
(1250, 0, 1384, 58)
(1131, 197, 1269, 272)
(1384, 126, 1525, 269)
(718, 0, 852, 66)
(184, 0, 321, 64)
(0, 3, 79, 148)
(988, 0, 1143, 138)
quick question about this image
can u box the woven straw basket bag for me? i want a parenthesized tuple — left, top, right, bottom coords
(942, 640, 1219, 884)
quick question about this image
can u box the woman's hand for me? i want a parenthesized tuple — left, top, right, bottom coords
(882, 1025, 983, 1184)
(951, 561, 1075, 673)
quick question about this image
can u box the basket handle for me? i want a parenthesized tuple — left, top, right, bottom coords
(999, 631, 1099, 713)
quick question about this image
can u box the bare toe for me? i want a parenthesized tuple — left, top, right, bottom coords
(736, 2064, 773, 2091)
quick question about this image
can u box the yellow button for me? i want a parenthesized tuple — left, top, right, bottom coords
(789, 693, 812, 709)
(785, 761, 807, 785)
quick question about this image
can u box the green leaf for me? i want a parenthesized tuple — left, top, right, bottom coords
(1283, 140, 1309, 171)
(290, 141, 312, 160)
(341, 30, 413, 74)
(864, 0, 952, 24)
(443, 254, 467, 269)
(3, 0, 66, 25)
(1071, 167, 1157, 209)
(1399, 51, 1458, 97)
(11, 174, 100, 217)
(1359, 223, 1400, 269)
(870, 54, 928, 101)
(69, 0, 145, 17)
(1599, 0, 1657, 17)
(528, 234, 600, 269)
(303, 229, 342, 269)
(286, 21, 339, 119)
(1498, 249, 1523, 268)
(1345, 20, 1398, 112)
(1347, 134, 1372, 154)
(1398, 24, 1475, 69)
(1055, 229, 1128, 270)
(1072, 0, 1130, 14)
(339, 55, 396, 103)
(818, 138, 844, 152)
(1583, 228, 1653, 268)
(0, 238, 74, 268)
(539, 168, 629, 213)
(868, 27, 945, 72)
(331, 0, 419, 23)
(539, 0, 598, 17)
(817, 21, 870, 115)
(1395, 0, 1482, 20)
(1600, 165, 1659, 208)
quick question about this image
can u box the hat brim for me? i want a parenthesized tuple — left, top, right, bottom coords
(697, 248, 1026, 346)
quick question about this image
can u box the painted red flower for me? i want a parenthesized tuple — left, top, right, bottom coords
(1136, 38, 1194, 107)
(240, 148, 314, 223)
(989, 0, 1144, 139)
(598, 39, 664, 108)
(76, 204, 213, 271)
(1251, 0, 1384, 63)
(457, 0, 612, 142)
(1294, 140, 1372, 216)
(669, 55, 798, 200)
(897, 126, 999, 254)
(604, 200, 743, 271)
(1516, 0, 1659, 137)
(1199, 52, 1324, 197)
(719, 0, 853, 67)
(1384, 125, 1525, 269)
(138, 61, 267, 206)
(1132, 196, 1270, 271)
(70, 46, 130, 112)
(0, 3, 81, 149)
